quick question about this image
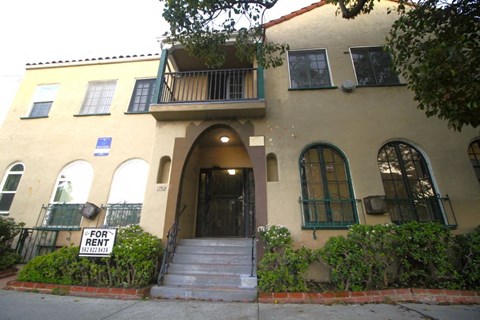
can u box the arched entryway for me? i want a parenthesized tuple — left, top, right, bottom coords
(162, 121, 266, 240)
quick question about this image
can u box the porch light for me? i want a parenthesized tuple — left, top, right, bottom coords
(220, 136, 230, 143)
(228, 169, 236, 175)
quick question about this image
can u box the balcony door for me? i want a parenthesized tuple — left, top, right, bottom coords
(196, 168, 254, 237)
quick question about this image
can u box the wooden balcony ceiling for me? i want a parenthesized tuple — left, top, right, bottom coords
(170, 46, 253, 71)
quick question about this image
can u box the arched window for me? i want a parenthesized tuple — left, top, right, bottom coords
(46, 161, 93, 228)
(299, 144, 357, 228)
(0, 163, 25, 214)
(468, 139, 480, 183)
(106, 159, 149, 227)
(377, 141, 443, 223)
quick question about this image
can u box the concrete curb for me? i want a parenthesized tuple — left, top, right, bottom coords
(259, 289, 480, 305)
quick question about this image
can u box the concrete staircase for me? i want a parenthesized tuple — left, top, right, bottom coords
(150, 238, 257, 302)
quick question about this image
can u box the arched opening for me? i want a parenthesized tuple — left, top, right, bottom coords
(177, 125, 255, 238)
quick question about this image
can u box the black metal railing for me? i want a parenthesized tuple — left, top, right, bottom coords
(12, 227, 60, 262)
(103, 203, 142, 227)
(299, 198, 361, 228)
(40, 203, 85, 229)
(386, 194, 457, 227)
(157, 205, 187, 285)
(159, 68, 259, 103)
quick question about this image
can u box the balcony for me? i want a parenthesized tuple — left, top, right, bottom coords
(150, 48, 266, 121)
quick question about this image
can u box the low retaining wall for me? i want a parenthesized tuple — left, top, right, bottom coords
(5, 281, 149, 300)
(259, 289, 480, 304)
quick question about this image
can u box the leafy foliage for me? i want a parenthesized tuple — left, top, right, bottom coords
(160, 0, 288, 68)
(18, 226, 162, 288)
(0, 217, 24, 271)
(387, 0, 480, 131)
(452, 226, 480, 290)
(257, 225, 318, 292)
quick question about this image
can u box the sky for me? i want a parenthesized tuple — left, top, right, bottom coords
(0, 0, 318, 125)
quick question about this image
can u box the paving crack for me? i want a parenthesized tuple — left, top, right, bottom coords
(396, 303, 438, 320)
(100, 300, 143, 320)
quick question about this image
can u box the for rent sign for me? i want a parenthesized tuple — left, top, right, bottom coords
(79, 228, 117, 257)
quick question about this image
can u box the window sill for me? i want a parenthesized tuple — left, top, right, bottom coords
(124, 111, 150, 115)
(74, 113, 111, 117)
(355, 83, 407, 88)
(20, 116, 49, 120)
(289, 86, 338, 91)
(302, 223, 355, 230)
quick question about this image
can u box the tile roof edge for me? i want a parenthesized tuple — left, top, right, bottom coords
(25, 53, 161, 69)
(264, 1, 327, 29)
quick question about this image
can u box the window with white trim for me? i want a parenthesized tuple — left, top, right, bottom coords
(0, 163, 24, 214)
(79, 80, 116, 114)
(288, 49, 332, 89)
(28, 84, 59, 117)
(350, 46, 399, 86)
(105, 159, 149, 227)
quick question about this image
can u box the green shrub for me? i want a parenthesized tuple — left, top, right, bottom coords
(0, 217, 24, 271)
(257, 225, 318, 292)
(393, 222, 456, 289)
(452, 226, 480, 290)
(18, 225, 162, 288)
(321, 224, 397, 291)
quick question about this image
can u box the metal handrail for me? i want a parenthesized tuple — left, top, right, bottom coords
(158, 68, 258, 103)
(157, 205, 187, 285)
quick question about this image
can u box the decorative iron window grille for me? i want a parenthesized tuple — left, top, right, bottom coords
(43, 203, 83, 229)
(104, 203, 142, 227)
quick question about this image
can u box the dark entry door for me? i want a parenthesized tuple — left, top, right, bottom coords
(196, 168, 254, 238)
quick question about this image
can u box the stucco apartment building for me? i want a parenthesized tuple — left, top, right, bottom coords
(1, 1, 479, 296)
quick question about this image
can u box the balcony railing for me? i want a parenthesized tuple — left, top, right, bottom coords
(300, 198, 361, 229)
(385, 195, 457, 227)
(104, 203, 142, 227)
(158, 68, 260, 104)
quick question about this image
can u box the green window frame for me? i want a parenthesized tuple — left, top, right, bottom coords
(468, 139, 480, 183)
(0, 163, 24, 214)
(299, 144, 357, 228)
(128, 79, 156, 112)
(377, 141, 444, 224)
(350, 46, 399, 86)
(288, 49, 332, 89)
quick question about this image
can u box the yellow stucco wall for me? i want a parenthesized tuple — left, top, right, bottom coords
(259, 1, 480, 249)
(0, 57, 165, 238)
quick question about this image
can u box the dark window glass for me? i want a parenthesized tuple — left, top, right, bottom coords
(29, 102, 52, 117)
(299, 144, 356, 228)
(377, 142, 443, 223)
(0, 163, 24, 213)
(289, 50, 332, 88)
(468, 139, 480, 183)
(128, 79, 156, 112)
(351, 47, 399, 86)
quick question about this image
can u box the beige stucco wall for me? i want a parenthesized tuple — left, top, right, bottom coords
(259, 1, 480, 250)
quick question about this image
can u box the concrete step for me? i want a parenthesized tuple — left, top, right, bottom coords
(164, 273, 243, 287)
(168, 262, 253, 276)
(175, 245, 252, 255)
(172, 252, 251, 264)
(150, 285, 257, 302)
(179, 238, 253, 247)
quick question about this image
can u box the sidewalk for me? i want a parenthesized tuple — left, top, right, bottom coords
(1, 288, 479, 320)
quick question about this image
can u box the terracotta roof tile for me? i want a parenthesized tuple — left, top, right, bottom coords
(26, 53, 160, 67)
(264, 1, 327, 28)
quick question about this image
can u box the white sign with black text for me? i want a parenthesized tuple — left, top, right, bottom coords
(79, 228, 117, 257)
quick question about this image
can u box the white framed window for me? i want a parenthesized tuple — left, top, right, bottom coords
(79, 80, 116, 115)
(288, 49, 333, 89)
(350, 46, 399, 86)
(28, 84, 59, 117)
(0, 163, 25, 214)
(45, 161, 94, 228)
(105, 159, 149, 227)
